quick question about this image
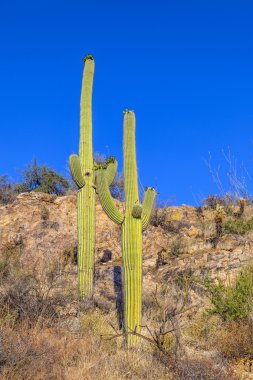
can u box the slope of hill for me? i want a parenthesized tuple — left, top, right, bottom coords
(0, 192, 252, 379)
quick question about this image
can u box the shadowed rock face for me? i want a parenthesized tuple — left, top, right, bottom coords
(0, 191, 252, 291)
(0, 192, 120, 268)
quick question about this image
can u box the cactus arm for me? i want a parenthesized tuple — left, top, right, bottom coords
(141, 187, 157, 230)
(105, 158, 118, 186)
(96, 169, 124, 225)
(69, 154, 85, 188)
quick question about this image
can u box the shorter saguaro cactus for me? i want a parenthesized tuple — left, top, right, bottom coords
(96, 110, 156, 346)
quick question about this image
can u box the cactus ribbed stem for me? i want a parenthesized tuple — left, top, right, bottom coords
(122, 217, 142, 345)
(142, 188, 157, 230)
(96, 170, 124, 224)
(69, 55, 96, 299)
(69, 154, 85, 188)
(96, 109, 157, 347)
(78, 184, 95, 298)
(123, 111, 142, 344)
(106, 160, 118, 186)
(123, 110, 139, 208)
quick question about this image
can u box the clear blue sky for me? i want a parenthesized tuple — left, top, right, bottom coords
(1, 0, 253, 205)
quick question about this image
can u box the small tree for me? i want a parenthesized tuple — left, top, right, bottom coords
(14, 159, 70, 195)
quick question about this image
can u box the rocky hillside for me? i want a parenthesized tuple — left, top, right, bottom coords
(1, 191, 252, 299)
(1, 192, 253, 379)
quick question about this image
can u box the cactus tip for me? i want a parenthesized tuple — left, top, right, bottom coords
(84, 54, 94, 62)
(123, 108, 134, 114)
(94, 163, 107, 171)
(106, 156, 116, 165)
(145, 186, 157, 193)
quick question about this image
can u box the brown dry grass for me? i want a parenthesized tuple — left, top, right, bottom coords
(212, 320, 253, 360)
(0, 244, 241, 380)
(0, 320, 171, 380)
(1, 321, 238, 380)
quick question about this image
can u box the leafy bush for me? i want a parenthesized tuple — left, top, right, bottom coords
(207, 266, 253, 321)
(224, 218, 253, 235)
(14, 159, 70, 195)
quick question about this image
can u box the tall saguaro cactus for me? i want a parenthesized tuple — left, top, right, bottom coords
(69, 55, 96, 299)
(96, 110, 156, 346)
(69, 55, 118, 299)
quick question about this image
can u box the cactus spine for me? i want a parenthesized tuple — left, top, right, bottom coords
(96, 110, 156, 346)
(69, 56, 96, 299)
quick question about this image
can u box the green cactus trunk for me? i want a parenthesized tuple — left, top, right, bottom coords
(77, 177, 95, 298)
(95, 110, 157, 346)
(122, 111, 142, 345)
(69, 56, 96, 299)
(122, 218, 142, 345)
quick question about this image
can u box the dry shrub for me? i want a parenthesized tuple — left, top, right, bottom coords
(0, 324, 170, 380)
(0, 243, 78, 329)
(150, 207, 190, 233)
(212, 320, 253, 360)
(186, 314, 220, 350)
(168, 237, 188, 257)
(0, 326, 64, 380)
(0, 244, 170, 380)
(0, 242, 242, 379)
(166, 356, 238, 380)
(0, 320, 233, 380)
(0, 175, 17, 205)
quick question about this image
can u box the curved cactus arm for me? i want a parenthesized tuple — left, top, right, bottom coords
(69, 154, 85, 188)
(105, 157, 118, 186)
(141, 187, 157, 230)
(96, 169, 124, 225)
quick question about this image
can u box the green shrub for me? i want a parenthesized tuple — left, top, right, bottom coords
(207, 266, 253, 321)
(224, 218, 253, 235)
(14, 159, 70, 195)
